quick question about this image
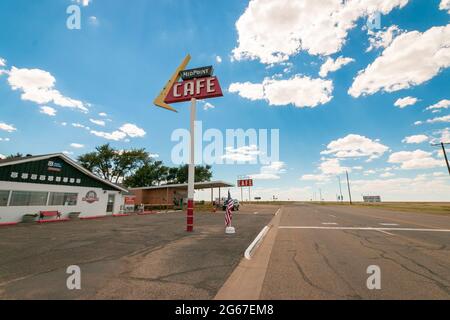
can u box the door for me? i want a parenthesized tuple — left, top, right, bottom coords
(106, 194, 115, 213)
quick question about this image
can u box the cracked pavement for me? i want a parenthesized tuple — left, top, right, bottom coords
(0, 205, 276, 300)
(259, 203, 450, 300)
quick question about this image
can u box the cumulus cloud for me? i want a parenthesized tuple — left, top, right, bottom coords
(423, 115, 450, 124)
(402, 134, 428, 144)
(388, 150, 443, 169)
(321, 134, 389, 160)
(70, 143, 84, 149)
(426, 99, 450, 111)
(73, 0, 91, 6)
(319, 56, 354, 78)
(229, 75, 333, 108)
(7, 67, 88, 112)
(319, 158, 350, 175)
(222, 145, 260, 163)
(90, 123, 146, 141)
(349, 24, 450, 97)
(367, 25, 402, 52)
(250, 161, 287, 180)
(440, 0, 450, 13)
(394, 96, 418, 108)
(0, 122, 17, 132)
(89, 119, 106, 127)
(39, 106, 57, 117)
(98, 112, 108, 117)
(216, 56, 222, 64)
(0, 57, 6, 67)
(232, 0, 409, 64)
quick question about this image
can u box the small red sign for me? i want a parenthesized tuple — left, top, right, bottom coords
(165, 77, 223, 103)
(238, 179, 253, 187)
(124, 196, 136, 205)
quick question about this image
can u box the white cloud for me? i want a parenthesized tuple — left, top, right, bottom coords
(426, 99, 450, 111)
(0, 122, 17, 132)
(222, 145, 260, 162)
(380, 172, 395, 178)
(440, 0, 450, 13)
(203, 102, 215, 111)
(432, 128, 450, 143)
(90, 123, 146, 141)
(216, 56, 222, 64)
(319, 158, 349, 175)
(0, 57, 6, 67)
(229, 75, 333, 108)
(73, 0, 91, 6)
(388, 150, 443, 169)
(228, 82, 265, 101)
(72, 123, 86, 129)
(394, 96, 418, 108)
(250, 161, 286, 180)
(90, 130, 127, 141)
(402, 134, 428, 144)
(349, 24, 450, 97)
(119, 123, 146, 138)
(62, 150, 74, 156)
(321, 134, 389, 160)
(0, 138, 11, 142)
(89, 119, 106, 127)
(425, 115, 450, 124)
(351, 175, 450, 201)
(319, 56, 354, 77)
(39, 106, 57, 117)
(7, 67, 88, 112)
(367, 25, 402, 52)
(232, 0, 409, 64)
(70, 143, 84, 149)
(0, 154, 5, 159)
(98, 112, 108, 117)
(300, 174, 330, 182)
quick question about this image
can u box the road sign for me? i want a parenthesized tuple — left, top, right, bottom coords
(238, 179, 253, 187)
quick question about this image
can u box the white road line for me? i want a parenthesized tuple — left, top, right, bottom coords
(322, 222, 338, 225)
(274, 209, 281, 216)
(245, 226, 271, 260)
(279, 226, 450, 233)
(254, 212, 259, 215)
(377, 229, 395, 236)
(329, 215, 337, 218)
(380, 223, 399, 226)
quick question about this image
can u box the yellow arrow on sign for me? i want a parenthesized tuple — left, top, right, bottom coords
(153, 54, 191, 112)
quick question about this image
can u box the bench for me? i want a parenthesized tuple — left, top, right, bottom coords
(38, 211, 69, 223)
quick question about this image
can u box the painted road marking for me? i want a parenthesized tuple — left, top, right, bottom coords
(322, 223, 338, 225)
(329, 215, 337, 218)
(377, 229, 395, 236)
(275, 209, 281, 216)
(254, 212, 259, 215)
(279, 226, 450, 233)
(380, 223, 399, 226)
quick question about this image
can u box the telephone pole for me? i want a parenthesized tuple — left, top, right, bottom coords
(432, 142, 450, 176)
(345, 170, 353, 205)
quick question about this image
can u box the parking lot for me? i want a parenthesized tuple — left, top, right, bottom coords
(0, 205, 277, 300)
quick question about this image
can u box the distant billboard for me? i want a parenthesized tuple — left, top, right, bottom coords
(363, 196, 381, 203)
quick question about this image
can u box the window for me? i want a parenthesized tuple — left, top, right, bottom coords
(106, 194, 115, 213)
(48, 192, 78, 206)
(0, 190, 9, 206)
(9, 191, 48, 206)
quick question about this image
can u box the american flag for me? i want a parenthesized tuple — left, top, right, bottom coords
(225, 190, 233, 227)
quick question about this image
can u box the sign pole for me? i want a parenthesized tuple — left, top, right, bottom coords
(187, 98, 196, 232)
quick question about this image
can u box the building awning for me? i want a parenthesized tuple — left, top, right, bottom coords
(129, 180, 234, 191)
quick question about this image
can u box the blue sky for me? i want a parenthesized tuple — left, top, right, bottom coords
(0, 0, 449, 201)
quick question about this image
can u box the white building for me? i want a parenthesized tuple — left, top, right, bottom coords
(0, 153, 128, 225)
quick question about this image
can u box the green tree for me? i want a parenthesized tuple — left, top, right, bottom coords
(123, 161, 169, 188)
(78, 144, 149, 183)
(172, 164, 213, 184)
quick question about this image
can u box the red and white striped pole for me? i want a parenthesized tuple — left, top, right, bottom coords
(187, 97, 196, 232)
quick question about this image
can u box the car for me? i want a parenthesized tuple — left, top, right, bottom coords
(222, 199, 240, 211)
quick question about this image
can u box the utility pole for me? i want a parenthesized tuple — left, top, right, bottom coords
(338, 176, 343, 202)
(319, 189, 323, 202)
(432, 142, 450, 176)
(345, 170, 353, 205)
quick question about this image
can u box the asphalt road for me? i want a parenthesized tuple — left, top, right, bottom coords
(0, 205, 276, 300)
(259, 203, 450, 300)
